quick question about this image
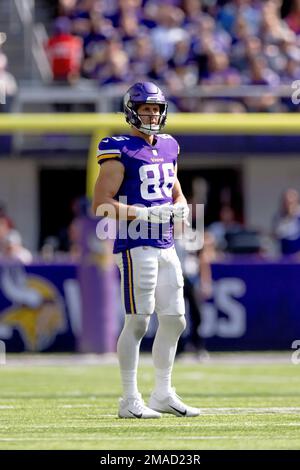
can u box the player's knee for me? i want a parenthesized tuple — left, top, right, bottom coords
(173, 315, 186, 336)
(158, 315, 186, 337)
(127, 314, 150, 340)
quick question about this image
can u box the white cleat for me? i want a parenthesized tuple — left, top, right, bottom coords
(118, 393, 162, 419)
(148, 388, 200, 417)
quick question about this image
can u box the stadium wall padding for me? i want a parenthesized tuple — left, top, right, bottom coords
(0, 259, 299, 352)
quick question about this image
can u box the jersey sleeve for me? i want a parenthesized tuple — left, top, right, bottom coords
(173, 136, 180, 157)
(97, 137, 123, 166)
(170, 135, 180, 167)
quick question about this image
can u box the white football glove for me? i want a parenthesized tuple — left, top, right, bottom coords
(172, 202, 190, 223)
(134, 203, 173, 224)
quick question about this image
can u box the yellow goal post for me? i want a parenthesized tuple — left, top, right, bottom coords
(0, 113, 299, 198)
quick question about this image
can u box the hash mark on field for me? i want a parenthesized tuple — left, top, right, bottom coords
(60, 404, 95, 408)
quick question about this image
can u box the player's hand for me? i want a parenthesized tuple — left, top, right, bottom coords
(134, 203, 173, 224)
(172, 202, 190, 224)
(199, 282, 213, 300)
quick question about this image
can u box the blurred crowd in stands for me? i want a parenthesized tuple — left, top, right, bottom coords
(44, 0, 300, 112)
(0, 203, 32, 264)
(1, 0, 300, 111)
(0, 33, 18, 113)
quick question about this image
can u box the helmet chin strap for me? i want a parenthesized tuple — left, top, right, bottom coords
(135, 113, 161, 135)
(139, 123, 160, 135)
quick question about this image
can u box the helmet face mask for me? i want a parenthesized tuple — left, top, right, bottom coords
(124, 82, 168, 135)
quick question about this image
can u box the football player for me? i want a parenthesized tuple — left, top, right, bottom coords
(92, 82, 200, 418)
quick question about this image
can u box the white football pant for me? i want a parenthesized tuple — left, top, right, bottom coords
(114, 246, 185, 316)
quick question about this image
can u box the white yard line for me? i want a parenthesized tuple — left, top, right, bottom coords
(0, 435, 299, 442)
(52, 405, 300, 414)
(180, 373, 300, 383)
(3, 352, 293, 367)
(200, 407, 300, 414)
(3, 422, 300, 430)
(1, 405, 300, 414)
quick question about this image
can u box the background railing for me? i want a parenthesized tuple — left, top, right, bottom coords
(12, 83, 297, 113)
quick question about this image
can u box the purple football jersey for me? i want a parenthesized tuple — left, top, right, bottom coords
(97, 134, 179, 253)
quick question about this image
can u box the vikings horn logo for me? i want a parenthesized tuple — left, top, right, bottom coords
(0, 267, 67, 351)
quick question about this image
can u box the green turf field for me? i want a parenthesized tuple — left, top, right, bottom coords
(0, 354, 300, 450)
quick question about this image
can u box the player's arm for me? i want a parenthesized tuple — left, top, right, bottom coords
(92, 160, 137, 220)
(92, 161, 172, 223)
(172, 180, 187, 205)
(199, 246, 213, 300)
(172, 164, 189, 222)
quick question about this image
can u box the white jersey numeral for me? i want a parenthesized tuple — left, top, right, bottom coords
(139, 163, 175, 200)
(111, 136, 130, 141)
(162, 162, 176, 198)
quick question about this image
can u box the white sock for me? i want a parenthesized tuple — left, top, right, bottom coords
(152, 315, 186, 398)
(117, 315, 150, 399)
(153, 367, 172, 398)
(120, 369, 139, 399)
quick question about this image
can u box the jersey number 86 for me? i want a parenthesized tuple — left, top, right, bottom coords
(139, 163, 175, 201)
